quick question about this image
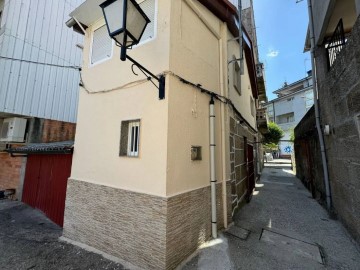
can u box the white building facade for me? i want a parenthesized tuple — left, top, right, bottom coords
(265, 72, 314, 157)
(0, 0, 84, 123)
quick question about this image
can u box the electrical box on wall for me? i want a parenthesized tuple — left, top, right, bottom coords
(191, 146, 202, 161)
(0, 117, 27, 142)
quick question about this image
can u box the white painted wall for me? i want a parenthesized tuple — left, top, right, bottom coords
(0, 0, 84, 123)
(266, 87, 314, 156)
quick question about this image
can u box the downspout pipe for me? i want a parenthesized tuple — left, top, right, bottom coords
(238, 0, 244, 74)
(307, 0, 332, 210)
(210, 95, 217, 238)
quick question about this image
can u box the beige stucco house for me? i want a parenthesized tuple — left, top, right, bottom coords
(64, 0, 267, 269)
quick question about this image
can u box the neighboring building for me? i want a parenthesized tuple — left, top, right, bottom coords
(64, 0, 267, 269)
(0, 0, 83, 223)
(264, 73, 314, 157)
(295, 0, 360, 244)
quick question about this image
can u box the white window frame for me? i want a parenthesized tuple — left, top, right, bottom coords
(89, 24, 114, 67)
(132, 0, 158, 48)
(127, 121, 140, 157)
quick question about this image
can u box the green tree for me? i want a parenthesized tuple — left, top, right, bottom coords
(263, 122, 284, 147)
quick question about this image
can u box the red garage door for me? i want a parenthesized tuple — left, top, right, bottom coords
(22, 154, 72, 227)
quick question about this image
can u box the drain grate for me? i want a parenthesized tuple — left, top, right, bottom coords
(260, 229, 324, 264)
(225, 225, 251, 240)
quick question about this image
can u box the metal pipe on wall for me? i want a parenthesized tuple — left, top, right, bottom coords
(307, 0, 332, 210)
(209, 96, 217, 238)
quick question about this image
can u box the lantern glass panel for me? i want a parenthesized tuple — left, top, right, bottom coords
(102, 0, 124, 36)
(126, 0, 148, 42)
(113, 31, 134, 47)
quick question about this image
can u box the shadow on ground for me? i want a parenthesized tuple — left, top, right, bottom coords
(0, 200, 125, 270)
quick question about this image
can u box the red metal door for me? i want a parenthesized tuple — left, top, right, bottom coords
(22, 154, 72, 227)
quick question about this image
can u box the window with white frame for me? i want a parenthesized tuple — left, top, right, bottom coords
(137, 0, 156, 44)
(120, 120, 140, 157)
(233, 57, 241, 95)
(250, 97, 255, 117)
(90, 25, 113, 65)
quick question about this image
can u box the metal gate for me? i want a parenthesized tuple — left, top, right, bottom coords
(22, 154, 72, 227)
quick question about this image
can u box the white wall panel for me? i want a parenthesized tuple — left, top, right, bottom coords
(0, 0, 84, 123)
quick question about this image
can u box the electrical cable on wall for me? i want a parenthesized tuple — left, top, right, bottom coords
(0, 56, 81, 70)
(79, 69, 257, 133)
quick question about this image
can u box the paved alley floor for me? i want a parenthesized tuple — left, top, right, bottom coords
(0, 200, 125, 270)
(182, 161, 360, 270)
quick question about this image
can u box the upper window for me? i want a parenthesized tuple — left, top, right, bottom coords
(137, 0, 156, 44)
(233, 57, 241, 95)
(90, 25, 113, 65)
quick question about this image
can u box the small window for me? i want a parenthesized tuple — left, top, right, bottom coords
(250, 97, 255, 117)
(90, 25, 113, 65)
(233, 57, 241, 95)
(120, 120, 140, 157)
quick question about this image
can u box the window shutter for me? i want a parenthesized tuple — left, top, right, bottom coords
(91, 25, 112, 64)
(139, 0, 155, 42)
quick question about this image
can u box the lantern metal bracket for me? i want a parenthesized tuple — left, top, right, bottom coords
(125, 54, 165, 100)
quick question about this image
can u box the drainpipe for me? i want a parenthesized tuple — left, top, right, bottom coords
(209, 95, 217, 238)
(307, 0, 332, 210)
(238, 0, 244, 74)
(220, 23, 228, 229)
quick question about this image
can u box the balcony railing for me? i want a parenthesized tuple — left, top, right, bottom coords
(326, 19, 347, 69)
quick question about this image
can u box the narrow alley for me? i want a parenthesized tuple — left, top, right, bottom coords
(182, 160, 360, 269)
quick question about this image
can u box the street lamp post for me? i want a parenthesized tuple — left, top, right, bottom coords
(100, 0, 165, 99)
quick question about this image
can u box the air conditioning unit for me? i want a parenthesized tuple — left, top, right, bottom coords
(0, 118, 27, 142)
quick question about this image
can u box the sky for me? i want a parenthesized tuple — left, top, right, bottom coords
(252, 0, 310, 101)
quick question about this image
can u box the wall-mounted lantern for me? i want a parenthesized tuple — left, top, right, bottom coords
(100, 0, 165, 99)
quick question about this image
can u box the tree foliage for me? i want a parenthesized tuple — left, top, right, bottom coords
(263, 122, 284, 146)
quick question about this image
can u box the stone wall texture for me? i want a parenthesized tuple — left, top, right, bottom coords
(229, 108, 258, 217)
(63, 179, 227, 270)
(296, 15, 360, 243)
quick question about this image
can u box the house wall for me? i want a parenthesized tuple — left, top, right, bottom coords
(69, 0, 171, 197)
(64, 0, 259, 269)
(0, 0, 83, 123)
(307, 15, 360, 243)
(166, 0, 222, 196)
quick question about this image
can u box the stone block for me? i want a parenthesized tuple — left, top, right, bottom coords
(347, 82, 360, 114)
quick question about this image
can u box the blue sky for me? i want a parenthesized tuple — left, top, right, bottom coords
(253, 0, 310, 100)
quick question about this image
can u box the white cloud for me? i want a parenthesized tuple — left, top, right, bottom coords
(267, 49, 279, 58)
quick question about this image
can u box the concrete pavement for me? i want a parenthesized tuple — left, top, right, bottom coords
(181, 161, 360, 269)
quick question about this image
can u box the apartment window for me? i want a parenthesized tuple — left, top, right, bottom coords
(120, 120, 140, 157)
(277, 113, 294, 124)
(287, 97, 294, 102)
(250, 97, 255, 117)
(305, 90, 314, 111)
(90, 25, 113, 65)
(137, 0, 156, 44)
(233, 57, 241, 95)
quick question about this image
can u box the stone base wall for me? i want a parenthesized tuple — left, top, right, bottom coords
(63, 179, 228, 270)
